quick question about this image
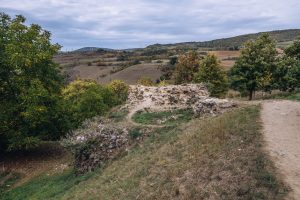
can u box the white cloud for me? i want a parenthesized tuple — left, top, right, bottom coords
(1, 0, 299, 49)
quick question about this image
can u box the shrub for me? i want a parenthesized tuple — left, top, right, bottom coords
(62, 80, 119, 127)
(107, 80, 129, 103)
(137, 77, 155, 86)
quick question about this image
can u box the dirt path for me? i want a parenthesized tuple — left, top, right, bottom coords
(261, 100, 300, 199)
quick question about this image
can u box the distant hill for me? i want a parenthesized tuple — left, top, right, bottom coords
(147, 29, 300, 50)
(73, 47, 115, 52)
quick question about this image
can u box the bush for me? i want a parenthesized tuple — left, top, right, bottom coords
(107, 80, 129, 103)
(137, 77, 155, 86)
(62, 80, 120, 127)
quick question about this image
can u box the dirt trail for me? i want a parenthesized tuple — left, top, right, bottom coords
(261, 100, 300, 200)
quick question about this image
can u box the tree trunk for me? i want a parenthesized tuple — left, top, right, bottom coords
(249, 90, 253, 101)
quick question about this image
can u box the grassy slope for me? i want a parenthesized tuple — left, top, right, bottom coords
(2, 106, 287, 199)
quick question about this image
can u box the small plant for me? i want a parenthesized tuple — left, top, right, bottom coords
(87, 61, 92, 66)
(137, 76, 155, 86)
(128, 128, 143, 139)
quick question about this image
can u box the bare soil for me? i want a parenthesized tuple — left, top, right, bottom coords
(262, 100, 300, 199)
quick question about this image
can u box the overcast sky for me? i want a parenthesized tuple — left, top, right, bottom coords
(1, 0, 299, 50)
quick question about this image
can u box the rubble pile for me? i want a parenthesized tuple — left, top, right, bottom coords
(64, 120, 129, 174)
(127, 84, 236, 116)
(128, 84, 209, 108)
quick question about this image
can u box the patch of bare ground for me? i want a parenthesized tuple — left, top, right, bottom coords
(262, 100, 300, 200)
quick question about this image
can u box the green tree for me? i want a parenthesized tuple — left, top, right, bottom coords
(285, 37, 300, 60)
(194, 54, 229, 98)
(229, 34, 277, 100)
(273, 38, 300, 91)
(0, 13, 69, 151)
(173, 51, 200, 84)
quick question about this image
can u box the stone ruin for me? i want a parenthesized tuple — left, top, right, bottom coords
(126, 84, 236, 116)
(67, 84, 237, 174)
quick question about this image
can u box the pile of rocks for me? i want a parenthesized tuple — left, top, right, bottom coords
(128, 84, 209, 108)
(127, 84, 236, 116)
(63, 119, 129, 174)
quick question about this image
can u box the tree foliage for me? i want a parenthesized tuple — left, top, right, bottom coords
(0, 13, 68, 151)
(229, 34, 277, 100)
(173, 51, 200, 84)
(273, 37, 300, 91)
(194, 54, 229, 98)
(62, 80, 126, 127)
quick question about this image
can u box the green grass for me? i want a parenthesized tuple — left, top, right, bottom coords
(262, 90, 300, 101)
(1, 170, 94, 200)
(132, 109, 194, 125)
(2, 106, 288, 199)
(278, 92, 300, 101)
(0, 172, 21, 195)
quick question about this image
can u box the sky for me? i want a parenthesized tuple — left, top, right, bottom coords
(1, 0, 300, 50)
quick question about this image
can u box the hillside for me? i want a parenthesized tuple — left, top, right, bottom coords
(1, 104, 289, 199)
(147, 29, 300, 50)
(54, 29, 299, 84)
(74, 47, 115, 52)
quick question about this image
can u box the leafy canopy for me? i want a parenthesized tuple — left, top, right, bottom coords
(0, 13, 68, 151)
(194, 54, 229, 98)
(173, 51, 200, 84)
(229, 34, 277, 100)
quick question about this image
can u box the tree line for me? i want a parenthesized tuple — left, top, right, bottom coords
(172, 34, 300, 100)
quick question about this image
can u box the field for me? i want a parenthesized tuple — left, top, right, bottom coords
(54, 50, 241, 84)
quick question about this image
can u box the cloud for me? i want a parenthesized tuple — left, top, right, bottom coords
(1, 0, 299, 50)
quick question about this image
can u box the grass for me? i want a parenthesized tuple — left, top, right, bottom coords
(274, 91, 300, 101)
(132, 109, 194, 125)
(260, 90, 300, 101)
(107, 108, 129, 122)
(2, 106, 288, 199)
(0, 172, 21, 195)
(1, 170, 94, 200)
